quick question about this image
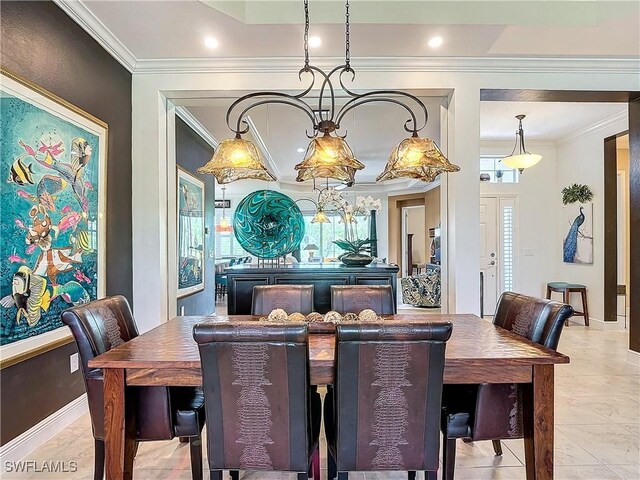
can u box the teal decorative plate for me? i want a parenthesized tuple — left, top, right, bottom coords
(233, 190, 305, 259)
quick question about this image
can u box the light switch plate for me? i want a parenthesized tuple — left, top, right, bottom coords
(523, 249, 535, 256)
(70, 353, 79, 373)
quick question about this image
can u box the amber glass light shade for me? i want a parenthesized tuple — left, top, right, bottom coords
(295, 134, 364, 183)
(311, 209, 330, 223)
(197, 137, 275, 184)
(376, 136, 460, 182)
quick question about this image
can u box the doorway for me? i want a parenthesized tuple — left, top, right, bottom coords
(616, 134, 631, 328)
(480, 197, 498, 315)
(402, 206, 426, 277)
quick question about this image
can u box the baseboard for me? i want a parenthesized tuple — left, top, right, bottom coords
(0, 394, 88, 468)
(627, 349, 640, 366)
(582, 317, 624, 331)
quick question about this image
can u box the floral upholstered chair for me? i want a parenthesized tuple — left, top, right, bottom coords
(400, 264, 441, 308)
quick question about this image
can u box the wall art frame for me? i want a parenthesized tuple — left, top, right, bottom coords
(176, 166, 206, 298)
(0, 68, 108, 366)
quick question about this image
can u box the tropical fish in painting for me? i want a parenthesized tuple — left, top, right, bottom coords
(58, 210, 82, 232)
(8, 157, 35, 186)
(51, 281, 90, 306)
(12, 266, 51, 326)
(21, 205, 58, 252)
(8, 248, 27, 264)
(70, 138, 92, 182)
(18, 139, 37, 157)
(33, 246, 83, 284)
(73, 269, 92, 284)
(72, 229, 93, 252)
(38, 140, 64, 157)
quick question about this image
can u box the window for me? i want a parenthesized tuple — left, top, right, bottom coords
(480, 156, 519, 183)
(499, 198, 517, 293)
(214, 210, 248, 258)
(300, 211, 370, 260)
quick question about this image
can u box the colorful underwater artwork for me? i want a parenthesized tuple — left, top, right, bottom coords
(562, 202, 593, 264)
(1, 71, 106, 349)
(177, 167, 205, 298)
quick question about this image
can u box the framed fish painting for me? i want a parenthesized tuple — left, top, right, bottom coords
(177, 167, 205, 298)
(0, 69, 107, 364)
(562, 202, 593, 264)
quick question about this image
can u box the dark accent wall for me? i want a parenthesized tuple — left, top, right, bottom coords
(629, 99, 640, 353)
(176, 118, 216, 316)
(603, 136, 618, 322)
(1, 1, 132, 443)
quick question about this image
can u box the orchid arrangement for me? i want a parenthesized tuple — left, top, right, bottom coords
(314, 188, 382, 243)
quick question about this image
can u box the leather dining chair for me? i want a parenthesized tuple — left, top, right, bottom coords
(251, 284, 314, 315)
(61, 296, 206, 480)
(193, 322, 322, 480)
(330, 285, 396, 314)
(324, 321, 453, 480)
(440, 292, 574, 480)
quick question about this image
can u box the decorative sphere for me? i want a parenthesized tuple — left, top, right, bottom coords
(288, 312, 306, 322)
(358, 309, 378, 322)
(324, 311, 343, 323)
(306, 312, 324, 323)
(267, 308, 288, 322)
(342, 312, 358, 322)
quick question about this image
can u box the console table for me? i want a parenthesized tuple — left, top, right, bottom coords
(225, 263, 399, 314)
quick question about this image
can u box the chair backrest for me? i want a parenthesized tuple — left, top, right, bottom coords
(193, 322, 312, 472)
(492, 291, 573, 350)
(330, 285, 395, 315)
(252, 285, 314, 315)
(332, 321, 453, 472)
(229, 258, 237, 266)
(472, 292, 573, 441)
(61, 295, 173, 441)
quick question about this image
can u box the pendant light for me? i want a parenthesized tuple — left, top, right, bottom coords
(501, 114, 542, 173)
(215, 187, 233, 232)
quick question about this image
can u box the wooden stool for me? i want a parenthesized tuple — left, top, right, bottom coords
(546, 282, 589, 326)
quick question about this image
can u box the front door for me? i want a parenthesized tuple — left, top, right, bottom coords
(480, 197, 498, 316)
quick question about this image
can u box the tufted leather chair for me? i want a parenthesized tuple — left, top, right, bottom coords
(324, 321, 453, 480)
(440, 292, 573, 480)
(330, 285, 396, 315)
(193, 322, 322, 480)
(251, 285, 314, 315)
(61, 296, 205, 480)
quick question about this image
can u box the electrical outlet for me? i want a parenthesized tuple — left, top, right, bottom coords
(523, 249, 536, 256)
(70, 353, 79, 373)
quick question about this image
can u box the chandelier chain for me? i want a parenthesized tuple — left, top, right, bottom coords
(345, 0, 351, 70)
(304, 0, 310, 69)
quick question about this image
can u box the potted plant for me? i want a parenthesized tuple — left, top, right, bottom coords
(561, 183, 594, 205)
(333, 238, 375, 266)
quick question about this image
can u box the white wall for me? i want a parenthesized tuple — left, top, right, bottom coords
(480, 141, 558, 298)
(406, 206, 427, 263)
(555, 116, 628, 322)
(130, 60, 638, 331)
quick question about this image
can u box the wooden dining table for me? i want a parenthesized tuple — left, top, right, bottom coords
(88, 314, 569, 480)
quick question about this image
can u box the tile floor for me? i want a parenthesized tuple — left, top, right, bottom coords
(3, 324, 638, 480)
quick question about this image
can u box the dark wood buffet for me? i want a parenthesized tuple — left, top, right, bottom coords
(225, 263, 400, 314)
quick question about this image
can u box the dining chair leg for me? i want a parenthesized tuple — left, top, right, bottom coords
(425, 471, 437, 480)
(94, 439, 104, 480)
(580, 289, 590, 326)
(408, 471, 417, 480)
(311, 447, 320, 479)
(492, 439, 503, 456)
(230, 471, 239, 480)
(209, 471, 222, 480)
(189, 435, 203, 480)
(442, 437, 456, 480)
(327, 450, 337, 480)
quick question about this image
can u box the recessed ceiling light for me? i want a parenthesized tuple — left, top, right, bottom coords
(204, 36, 219, 49)
(308, 36, 322, 48)
(296, 147, 305, 153)
(428, 36, 444, 48)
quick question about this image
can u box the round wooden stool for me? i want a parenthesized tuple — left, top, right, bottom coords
(546, 282, 589, 326)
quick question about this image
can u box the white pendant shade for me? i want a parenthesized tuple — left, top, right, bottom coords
(501, 153, 542, 171)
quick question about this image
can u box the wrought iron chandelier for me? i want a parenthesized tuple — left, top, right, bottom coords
(199, 0, 460, 184)
(501, 114, 542, 173)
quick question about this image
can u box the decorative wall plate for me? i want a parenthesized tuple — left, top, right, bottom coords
(233, 190, 305, 259)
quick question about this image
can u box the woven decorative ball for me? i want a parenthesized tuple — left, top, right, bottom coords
(288, 312, 306, 322)
(324, 311, 343, 323)
(358, 309, 378, 322)
(342, 312, 358, 322)
(268, 308, 288, 322)
(306, 312, 324, 323)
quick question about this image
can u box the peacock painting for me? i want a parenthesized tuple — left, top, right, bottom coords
(563, 203, 593, 264)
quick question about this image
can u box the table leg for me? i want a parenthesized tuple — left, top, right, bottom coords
(104, 368, 136, 480)
(523, 364, 554, 480)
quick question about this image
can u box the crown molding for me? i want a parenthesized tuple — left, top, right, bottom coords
(54, 0, 136, 72)
(557, 110, 628, 145)
(244, 116, 281, 180)
(133, 56, 640, 75)
(175, 106, 219, 149)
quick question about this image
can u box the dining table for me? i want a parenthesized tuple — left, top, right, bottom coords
(88, 313, 569, 480)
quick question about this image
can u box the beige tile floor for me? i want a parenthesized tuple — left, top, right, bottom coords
(3, 324, 638, 480)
